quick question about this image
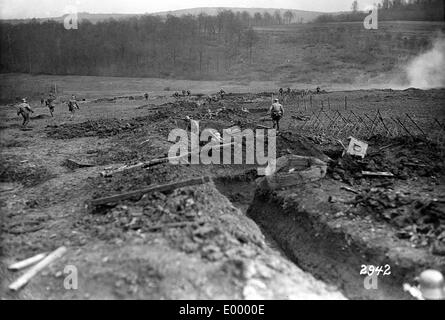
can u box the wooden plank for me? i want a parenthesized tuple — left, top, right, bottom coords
(90, 176, 211, 207)
(362, 171, 394, 177)
(101, 154, 186, 177)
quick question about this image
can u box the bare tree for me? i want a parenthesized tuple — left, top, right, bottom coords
(351, 0, 359, 12)
(283, 10, 294, 24)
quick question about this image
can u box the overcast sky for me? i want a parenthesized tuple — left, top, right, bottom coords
(0, 0, 376, 19)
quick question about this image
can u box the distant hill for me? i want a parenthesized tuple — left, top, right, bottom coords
(0, 7, 328, 24)
(1, 12, 141, 24)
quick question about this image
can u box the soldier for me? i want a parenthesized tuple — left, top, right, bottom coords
(219, 89, 226, 99)
(67, 100, 76, 119)
(269, 98, 284, 132)
(287, 87, 291, 95)
(67, 95, 79, 119)
(144, 93, 149, 100)
(71, 95, 79, 109)
(46, 92, 56, 115)
(316, 86, 321, 94)
(187, 90, 191, 97)
(17, 98, 34, 127)
(279, 88, 284, 96)
(45, 99, 55, 117)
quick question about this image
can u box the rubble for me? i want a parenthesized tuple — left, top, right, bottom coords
(257, 155, 327, 190)
(349, 188, 445, 252)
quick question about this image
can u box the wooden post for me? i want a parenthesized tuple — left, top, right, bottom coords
(377, 109, 390, 136)
(396, 117, 416, 139)
(90, 177, 211, 207)
(405, 113, 427, 138)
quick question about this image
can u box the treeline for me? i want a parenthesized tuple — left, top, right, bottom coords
(315, 0, 444, 23)
(0, 9, 301, 78)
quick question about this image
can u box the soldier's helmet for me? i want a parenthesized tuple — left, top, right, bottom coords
(22, 98, 27, 103)
(274, 99, 279, 103)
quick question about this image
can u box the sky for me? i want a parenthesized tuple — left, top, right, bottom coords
(0, 0, 376, 19)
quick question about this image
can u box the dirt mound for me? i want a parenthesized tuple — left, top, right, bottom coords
(0, 158, 54, 187)
(45, 111, 170, 139)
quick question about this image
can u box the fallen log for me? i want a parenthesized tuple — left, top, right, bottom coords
(90, 176, 211, 207)
(9, 247, 67, 291)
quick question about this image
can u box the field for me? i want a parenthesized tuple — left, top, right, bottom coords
(1, 73, 444, 299)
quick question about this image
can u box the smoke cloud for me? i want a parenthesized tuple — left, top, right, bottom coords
(406, 36, 445, 89)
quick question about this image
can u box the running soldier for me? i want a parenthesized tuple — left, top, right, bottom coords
(17, 98, 34, 127)
(269, 98, 284, 132)
(45, 100, 55, 117)
(67, 95, 79, 119)
(46, 93, 56, 117)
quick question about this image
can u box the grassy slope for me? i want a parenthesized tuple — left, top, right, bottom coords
(229, 21, 445, 88)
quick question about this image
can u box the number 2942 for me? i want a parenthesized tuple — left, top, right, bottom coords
(360, 265, 391, 276)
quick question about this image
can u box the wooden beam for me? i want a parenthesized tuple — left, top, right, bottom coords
(362, 171, 394, 177)
(90, 176, 211, 207)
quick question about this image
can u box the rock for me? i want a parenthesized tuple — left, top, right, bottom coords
(201, 245, 223, 261)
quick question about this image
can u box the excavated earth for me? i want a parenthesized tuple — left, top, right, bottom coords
(1, 89, 444, 300)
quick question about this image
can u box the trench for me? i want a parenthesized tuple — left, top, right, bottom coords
(213, 173, 288, 259)
(214, 172, 409, 300)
